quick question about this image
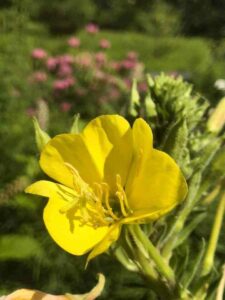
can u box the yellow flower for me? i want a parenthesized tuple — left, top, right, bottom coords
(25, 115, 187, 262)
(1, 273, 105, 300)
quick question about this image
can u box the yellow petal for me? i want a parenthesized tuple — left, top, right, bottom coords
(25, 180, 71, 197)
(4, 289, 67, 300)
(125, 118, 153, 196)
(104, 129, 132, 192)
(26, 180, 109, 255)
(86, 223, 121, 265)
(126, 149, 188, 214)
(82, 115, 132, 188)
(40, 115, 132, 189)
(122, 205, 178, 224)
(40, 134, 102, 189)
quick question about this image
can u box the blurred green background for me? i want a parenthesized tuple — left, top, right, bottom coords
(0, 0, 225, 299)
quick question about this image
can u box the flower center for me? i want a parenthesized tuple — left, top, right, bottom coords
(58, 163, 132, 228)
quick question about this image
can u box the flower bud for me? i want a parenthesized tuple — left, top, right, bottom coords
(129, 79, 140, 117)
(33, 117, 50, 151)
(207, 97, 225, 133)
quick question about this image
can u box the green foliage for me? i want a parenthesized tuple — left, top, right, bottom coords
(124, 74, 225, 299)
(0, 235, 43, 260)
(37, 0, 96, 34)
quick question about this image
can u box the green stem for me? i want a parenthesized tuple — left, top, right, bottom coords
(113, 246, 138, 272)
(135, 249, 174, 299)
(123, 226, 173, 297)
(128, 224, 176, 286)
(161, 172, 201, 260)
(201, 193, 225, 276)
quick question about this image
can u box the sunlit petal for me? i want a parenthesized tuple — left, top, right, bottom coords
(40, 134, 102, 188)
(126, 149, 188, 213)
(87, 223, 121, 264)
(83, 114, 132, 188)
(26, 180, 109, 255)
(125, 118, 153, 196)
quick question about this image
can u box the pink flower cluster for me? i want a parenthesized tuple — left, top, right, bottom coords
(31, 48, 47, 60)
(86, 23, 99, 34)
(53, 77, 75, 91)
(67, 37, 80, 48)
(28, 24, 147, 117)
(99, 39, 111, 49)
(31, 71, 47, 83)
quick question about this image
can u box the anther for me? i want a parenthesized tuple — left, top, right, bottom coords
(102, 183, 119, 221)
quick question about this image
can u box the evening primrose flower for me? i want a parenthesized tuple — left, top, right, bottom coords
(1, 273, 105, 300)
(25, 115, 187, 262)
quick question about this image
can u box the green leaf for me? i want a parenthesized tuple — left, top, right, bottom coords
(175, 213, 206, 248)
(161, 119, 188, 167)
(0, 234, 43, 260)
(181, 239, 206, 289)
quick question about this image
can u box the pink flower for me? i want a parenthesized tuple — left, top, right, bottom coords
(68, 37, 80, 48)
(122, 59, 136, 70)
(86, 23, 99, 34)
(127, 51, 138, 61)
(58, 55, 74, 65)
(53, 78, 75, 90)
(31, 71, 47, 82)
(58, 64, 72, 77)
(99, 39, 111, 49)
(60, 102, 72, 112)
(95, 52, 107, 64)
(31, 48, 47, 60)
(46, 57, 58, 70)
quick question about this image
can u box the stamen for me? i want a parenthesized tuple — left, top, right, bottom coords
(65, 162, 87, 194)
(116, 174, 132, 214)
(102, 183, 119, 221)
(115, 191, 128, 217)
(60, 163, 132, 227)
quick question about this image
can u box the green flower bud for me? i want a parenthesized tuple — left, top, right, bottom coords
(33, 117, 50, 152)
